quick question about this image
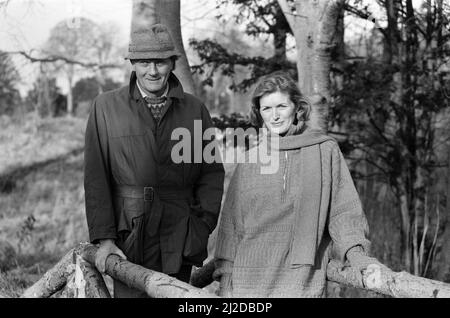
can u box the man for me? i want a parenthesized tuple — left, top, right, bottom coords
(84, 24, 224, 297)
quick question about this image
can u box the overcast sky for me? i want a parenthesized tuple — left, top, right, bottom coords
(0, 0, 229, 51)
(0, 0, 226, 93)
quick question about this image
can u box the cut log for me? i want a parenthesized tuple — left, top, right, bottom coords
(60, 254, 111, 298)
(21, 247, 77, 298)
(21, 242, 110, 298)
(24, 242, 450, 298)
(192, 259, 450, 298)
(327, 260, 450, 298)
(81, 244, 217, 298)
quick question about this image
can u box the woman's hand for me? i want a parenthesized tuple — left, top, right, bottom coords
(346, 246, 383, 272)
(345, 245, 390, 289)
(95, 239, 127, 273)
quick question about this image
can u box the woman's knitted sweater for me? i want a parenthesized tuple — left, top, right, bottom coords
(214, 131, 371, 297)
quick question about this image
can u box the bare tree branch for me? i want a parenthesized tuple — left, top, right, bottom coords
(1, 50, 121, 70)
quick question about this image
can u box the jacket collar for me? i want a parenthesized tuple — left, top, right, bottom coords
(129, 71, 185, 102)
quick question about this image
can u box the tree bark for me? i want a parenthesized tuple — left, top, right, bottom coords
(66, 69, 74, 116)
(131, 0, 195, 94)
(436, 151, 450, 282)
(327, 260, 450, 298)
(22, 243, 110, 298)
(53, 254, 111, 298)
(277, 0, 345, 133)
(21, 248, 76, 298)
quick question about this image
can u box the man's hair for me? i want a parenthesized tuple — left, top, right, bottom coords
(249, 71, 311, 128)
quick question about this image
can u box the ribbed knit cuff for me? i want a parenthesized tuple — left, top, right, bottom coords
(218, 273, 233, 297)
(213, 259, 234, 280)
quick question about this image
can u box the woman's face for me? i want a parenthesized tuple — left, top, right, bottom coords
(259, 91, 296, 135)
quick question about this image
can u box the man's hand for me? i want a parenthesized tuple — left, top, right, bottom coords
(95, 239, 127, 273)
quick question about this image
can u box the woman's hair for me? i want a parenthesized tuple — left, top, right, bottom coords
(249, 71, 311, 128)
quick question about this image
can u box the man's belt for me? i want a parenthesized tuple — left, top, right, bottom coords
(113, 185, 193, 202)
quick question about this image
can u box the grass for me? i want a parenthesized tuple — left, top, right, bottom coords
(0, 114, 89, 296)
(0, 113, 86, 176)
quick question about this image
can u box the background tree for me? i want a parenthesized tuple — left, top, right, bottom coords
(190, 0, 296, 92)
(189, 0, 450, 280)
(73, 77, 121, 107)
(191, 0, 345, 131)
(191, 22, 275, 114)
(42, 18, 101, 116)
(276, 0, 345, 132)
(24, 70, 66, 118)
(332, 0, 450, 276)
(0, 51, 21, 116)
(41, 18, 124, 117)
(90, 21, 126, 95)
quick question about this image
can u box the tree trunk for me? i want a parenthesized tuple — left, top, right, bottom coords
(277, 0, 345, 133)
(39, 64, 52, 117)
(131, 0, 195, 94)
(66, 72, 74, 116)
(436, 151, 450, 282)
(400, 193, 412, 273)
(272, 2, 290, 63)
(332, 6, 345, 93)
(383, 0, 401, 64)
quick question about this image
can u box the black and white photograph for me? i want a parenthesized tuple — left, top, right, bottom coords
(0, 0, 449, 301)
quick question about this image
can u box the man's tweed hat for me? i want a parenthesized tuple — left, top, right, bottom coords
(125, 24, 180, 60)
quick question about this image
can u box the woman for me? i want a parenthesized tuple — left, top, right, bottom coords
(213, 71, 380, 297)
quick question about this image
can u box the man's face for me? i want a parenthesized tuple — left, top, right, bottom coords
(132, 58, 174, 96)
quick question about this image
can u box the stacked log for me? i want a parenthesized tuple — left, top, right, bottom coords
(20, 243, 450, 298)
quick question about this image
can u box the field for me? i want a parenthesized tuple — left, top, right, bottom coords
(0, 114, 87, 296)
